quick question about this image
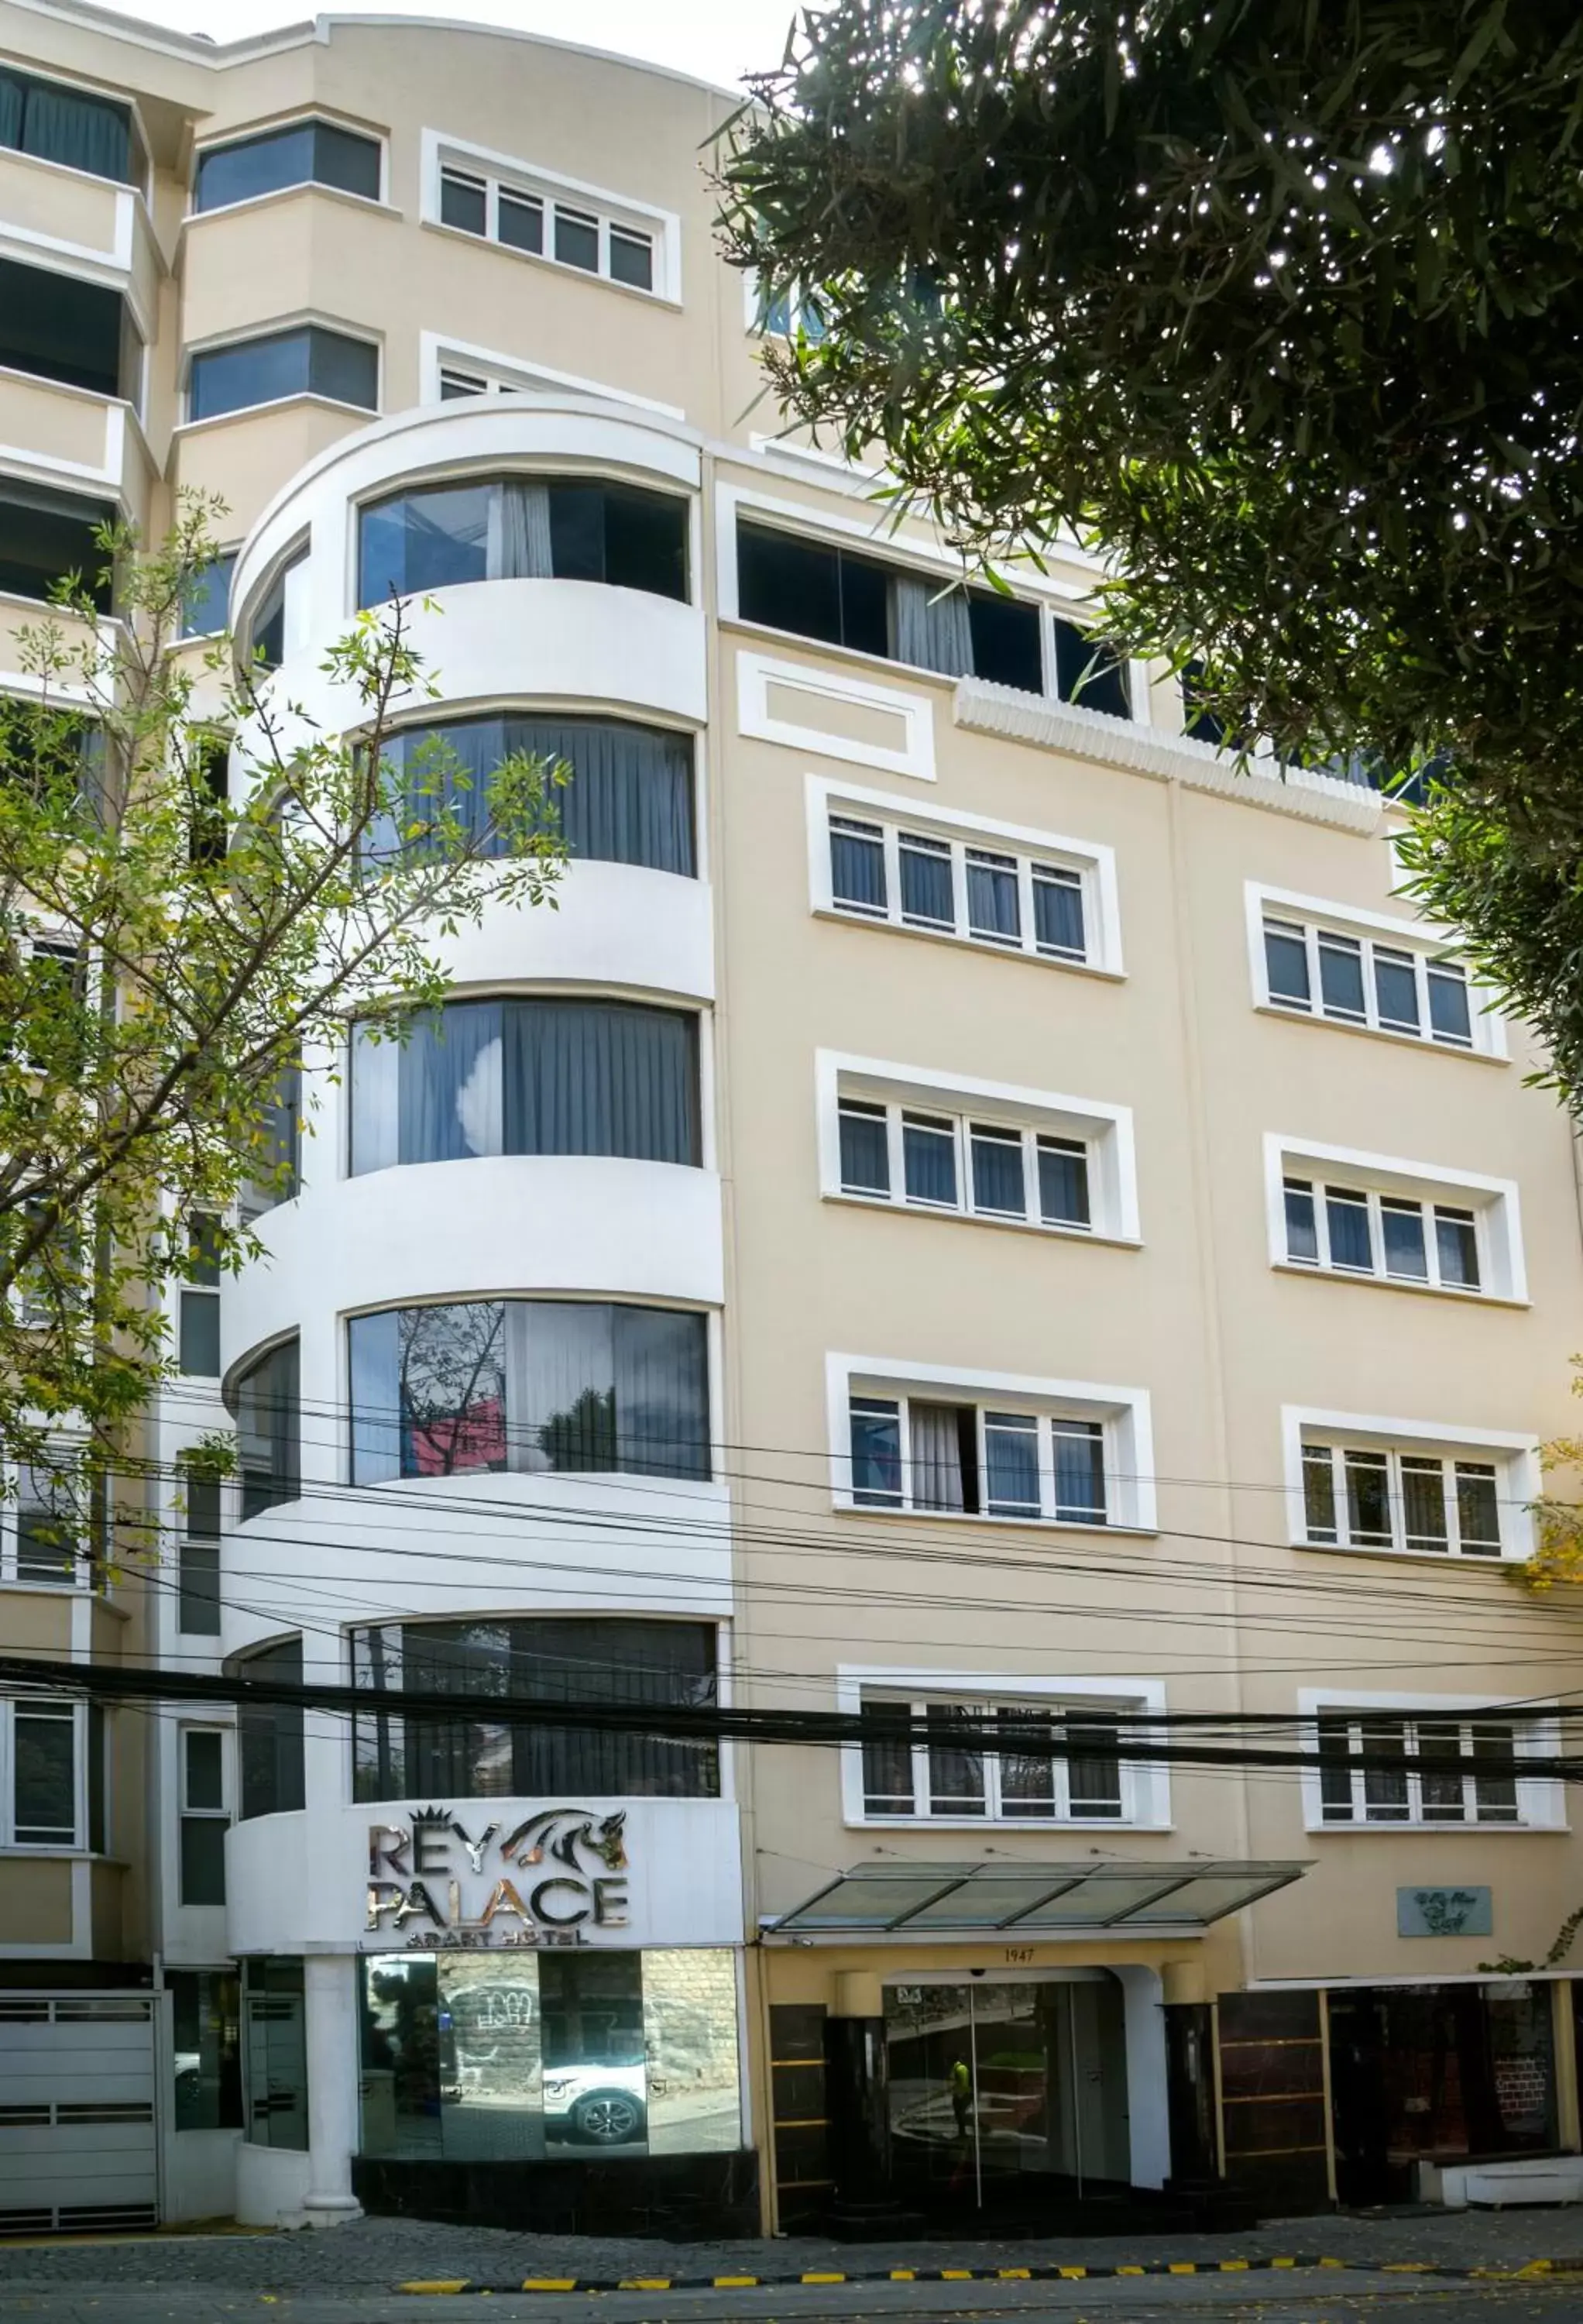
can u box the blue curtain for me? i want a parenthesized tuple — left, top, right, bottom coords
(398, 1002, 503, 1164)
(19, 77, 131, 182)
(508, 714, 694, 875)
(503, 999, 697, 1164)
(830, 821, 885, 910)
(0, 74, 25, 150)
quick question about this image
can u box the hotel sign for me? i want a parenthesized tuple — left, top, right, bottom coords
(366, 1806, 631, 1949)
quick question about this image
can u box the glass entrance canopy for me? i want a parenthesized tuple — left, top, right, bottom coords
(765, 1859, 1308, 1935)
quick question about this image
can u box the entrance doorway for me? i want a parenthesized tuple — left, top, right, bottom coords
(882, 1977, 1130, 2223)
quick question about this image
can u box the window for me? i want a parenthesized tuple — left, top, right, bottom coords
(1259, 910, 1478, 1050)
(850, 1394, 1107, 1525)
(753, 279, 827, 340)
(188, 737, 228, 866)
(352, 1616, 719, 1801)
(434, 151, 661, 294)
(235, 1636, 304, 1820)
(1316, 1714, 1533, 1827)
(349, 999, 699, 1174)
(243, 1958, 307, 2149)
(178, 1476, 222, 1637)
(188, 326, 378, 422)
(1051, 617, 1131, 719)
(358, 476, 688, 607)
(737, 521, 1044, 694)
(0, 65, 142, 185)
(180, 552, 236, 639)
(231, 1339, 300, 1518)
(376, 713, 694, 875)
(857, 1691, 1127, 1822)
(349, 1300, 709, 1484)
(194, 119, 381, 212)
(0, 481, 115, 612)
(0, 255, 139, 403)
(5, 1450, 90, 1587)
(2, 1697, 99, 1848)
(1283, 1177, 1482, 1292)
(177, 1213, 222, 1374)
(240, 1061, 302, 1217)
(1300, 1440, 1507, 1559)
(246, 548, 307, 673)
(170, 1969, 242, 2131)
(179, 1728, 228, 1905)
(828, 810, 1093, 966)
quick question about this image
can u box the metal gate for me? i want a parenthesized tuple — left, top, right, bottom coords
(0, 1992, 159, 2233)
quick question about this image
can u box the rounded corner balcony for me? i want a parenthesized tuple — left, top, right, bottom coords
(228, 397, 708, 732)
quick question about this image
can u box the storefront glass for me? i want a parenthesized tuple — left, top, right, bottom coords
(243, 1958, 308, 2150)
(359, 1948, 740, 2162)
(170, 1968, 242, 2132)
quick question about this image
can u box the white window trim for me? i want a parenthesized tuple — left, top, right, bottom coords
(1281, 1405, 1540, 1563)
(806, 774, 1124, 978)
(818, 1051, 1140, 1243)
(1245, 880, 1506, 1060)
(421, 127, 681, 304)
(829, 1353, 1156, 1532)
(187, 114, 390, 218)
(0, 1441, 95, 1592)
(178, 315, 383, 432)
(742, 651, 936, 781)
(1296, 1688, 1565, 1833)
(417, 330, 684, 421)
(836, 1668, 1171, 1830)
(0, 1697, 92, 1851)
(1263, 1133, 1526, 1304)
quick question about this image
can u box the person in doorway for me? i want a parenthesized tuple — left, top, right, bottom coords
(950, 2053, 973, 2138)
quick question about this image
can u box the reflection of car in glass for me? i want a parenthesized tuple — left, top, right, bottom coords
(174, 2048, 201, 2105)
(541, 2062, 647, 2145)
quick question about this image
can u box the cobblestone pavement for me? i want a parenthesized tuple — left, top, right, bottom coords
(1, 2208, 1582, 2294)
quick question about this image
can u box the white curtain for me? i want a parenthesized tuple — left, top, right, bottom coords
(493, 480, 554, 579)
(891, 574, 973, 676)
(911, 1401, 966, 1511)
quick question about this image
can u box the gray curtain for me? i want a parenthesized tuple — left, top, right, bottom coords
(398, 1002, 503, 1163)
(21, 79, 131, 181)
(910, 1401, 966, 1511)
(613, 1304, 709, 1478)
(497, 481, 554, 578)
(508, 1299, 615, 1474)
(891, 574, 974, 676)
(0, 73, 23, 150)
(506, 713, 694, 875)
(503, 999, 696, 1164)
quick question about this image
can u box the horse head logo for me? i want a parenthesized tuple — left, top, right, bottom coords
(497, 1807, 628, 1874)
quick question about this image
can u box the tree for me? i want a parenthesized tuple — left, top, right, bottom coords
(0, 495, 566, 1537)
(718, 0, 1583, 1098)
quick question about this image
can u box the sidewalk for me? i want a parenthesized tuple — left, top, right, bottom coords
(2, 2205, 1583, 2295)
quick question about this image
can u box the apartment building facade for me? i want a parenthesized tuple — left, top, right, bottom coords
(2, 0, 1583, 2241)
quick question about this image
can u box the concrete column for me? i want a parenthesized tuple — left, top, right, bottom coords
(303, 1952, 363, 2225)
(1114, 1963, 1170, 2188)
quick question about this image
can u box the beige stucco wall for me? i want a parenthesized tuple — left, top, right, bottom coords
(0, 1859, 72, 1946)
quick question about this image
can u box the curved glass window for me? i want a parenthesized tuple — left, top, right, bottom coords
(350, 999, 699, 1174)
(380, 713, 694, 875)
(235, 1635, 305, 1819)
(349, 1300, 709, 1484)
(358, 476, 688, 607)
(232, 1338, 300, 1517)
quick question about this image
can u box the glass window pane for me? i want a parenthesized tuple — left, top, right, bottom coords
(898, 834, 953, 928)
(861, 1700, 915, 1813)
(984, 1411, 1039, 1516)
(1374, 947, 1420, 1032)
(965, 849, 1019, 944)
(1325, 1188, 1374, 1270)
(439, 1953, 545, 2157)
(307, 327, 378, 411)
(236, 1638, 304, 1820)
(359, 1955, 441, 2160)
(191, 328, 311, 421)
(1283, 1178, 1318, 1263)
(1471, 1724, 1520, 1822)
(1053, 1420, 1106, 1523)
(737, 522, 842, 645)
(503, 999, 697, 1164)
(1400, 1456, 1450, 1552)
(1343, 1449, 1392, 1545)
(1032, 867, 1084, 957)
(313, 122, 381, 200)
(1428, 962, 1473, 1044)
(1455, 1463, 1502, 1556)
(926, 1705, 984, 1814)
(359, 480, 493, 603)
(1381, 1199, 1428, 1280)
(180, 551, 235, 637)
(910, 1402, 971, 1513)
(395, 1302, 507, 1477)
(970, 1126, 1025, 1216)
(1052, 618, 1130, 717)
(830, 817, 886, 913)
(610, 1304, 709, 1480)
(171, 1969, 242, 2132)
(1066, 1717, 1123, 1817)
(185, 1730, 224, 1810)
(1416, 1721, 1465, 1820)
(839, 1102, 890, 1195)
(179, 1288, 221, 1376)
(16, 1457, 82, 1583)
(13, 1706, 74, 1841)
(610, 228, 653, 290)
(541, 1951, 647, 2154)
(1360, 1721, 1410, 1820)
(967, 592, 1042, 692)
(441, 169, 486, 232)
(180, 1814, 227, 1906)
(1037, 1139, 1090, 1228)
(234, 1339, 300, 1516)
(500, 190, 544, 253)
(554, 205, 599, 271)
(179, 1537, 221, 1635)
(1435, 1208, 1480, 1289)
(196, 122, 314, 211)
(850, 1397, 902, 1505)
(1264, 920, 1310, 1006)
(902, 1114, 957, 1207)
(244, 1958, 307, 2149)
(1303, 1446, 1338, 1542)
(1317, 1718, 1355, 1820)
(1317, 933, 1366, 1019)
(995, 1708, 1055, 1817)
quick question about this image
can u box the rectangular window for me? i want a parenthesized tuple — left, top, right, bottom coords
(1282, 1174, 1485, 1294)
(1316, 1714, 1528, 1826)
(828, 810, 1092, 967)
(440, 167, 486, 233)
(170, 1969, 242, 2131)
(1262, 914, 1477, 1050)
(434, 150, 664, 294)
(189, 326, 378, 422)
(0, 481, 115, 613)
(178, 1213, 223, 1376)
(0, 65, 139, 184)
(178, 1475, 222, 1636)
(0, 253, 136, 404)
(1052, 617, 1130, 719)
(180, 551, 236, 639)
(837, 1099, 890, 1196)
(195, 119, 381, 212)
(244, 1958, 308, 2150)
(738, 521, 1045, 694)
(179, 1728, 228, 1906)
(10, 1699, 77, 1844)
(1301, 1441, 1507, 1559)
(833, 1087, 1094, 1238)
(849, 1394, 1108, 1525)
(500, 189, 544, 253)
(859, 1693, 1128, 1821)
(351, 1616, 719, 1802)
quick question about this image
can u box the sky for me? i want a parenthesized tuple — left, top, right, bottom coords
(84, 0, 808, 93)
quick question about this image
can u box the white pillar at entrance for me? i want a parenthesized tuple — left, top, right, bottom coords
(303, 1953, 363, 2225)
(1114, 1964, 1170, 2189)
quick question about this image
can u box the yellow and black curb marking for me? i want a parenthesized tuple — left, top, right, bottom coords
(394, 2254, 1571, 2295)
